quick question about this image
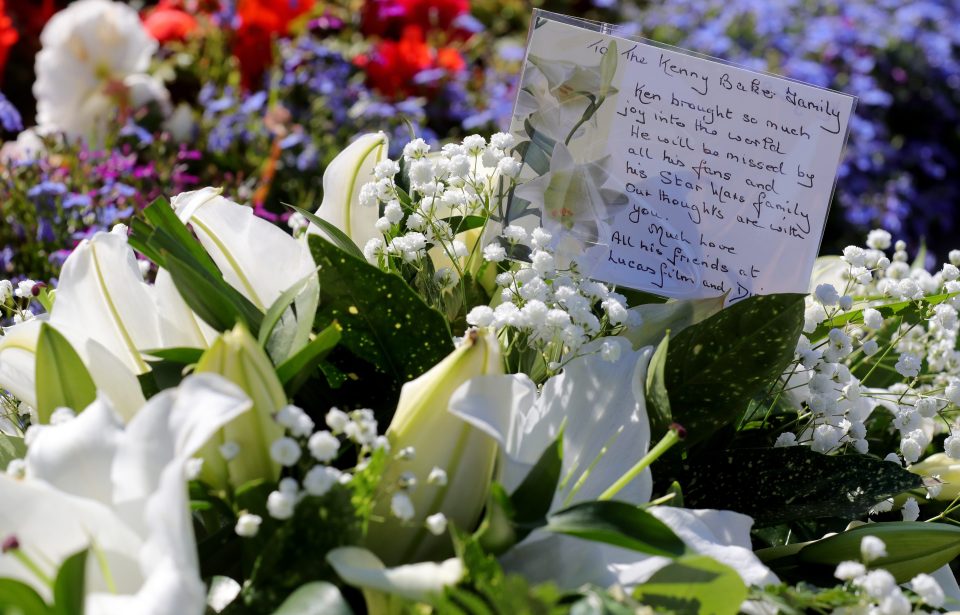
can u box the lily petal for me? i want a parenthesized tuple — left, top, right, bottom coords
(24, 395, 124, 505)
(309, 132, 388, 249)
(327, 546, 463, 602)
(0, 318, 43, 409)
(171, 187, 316, 312)
(51, 231, 163, 375)
(451, 338, 653, 509)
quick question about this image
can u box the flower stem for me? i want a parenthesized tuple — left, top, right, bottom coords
(599, 424, 685, 501)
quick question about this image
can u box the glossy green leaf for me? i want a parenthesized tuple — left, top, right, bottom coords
(0, 579, 50, 615)
(671, 447, 922, 526)
(546, 500, 686, 558)
(633, 555, 747, 615)
(663, 293, 805, 445)
(35, 324, 97, 423)
(271, 582, 354, 615)
(276, 323, 342, 393)
(51, 549, 86, 615)
(307, 235, 453, 414)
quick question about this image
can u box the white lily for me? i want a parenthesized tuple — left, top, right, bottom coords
(449, 337, 778, 590)
(193, 324, 286, 490)
(366, 329, 502, 566)
(0, 231, 169, 420)
(0, 373, 251, 614)
(171, 187, 317, 312)
(309, 132, 388, 249)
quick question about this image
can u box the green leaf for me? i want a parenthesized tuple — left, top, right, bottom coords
(35, 324, 97, 423)
(810, 291, 956, 341)
(796, 521, 960, 583)
(129, 197, 264, 336)
(644, 332, 673, 441)
(164, 255, 263, 336)
(259, 269, 321, 365)
(286, 205, 365, 261)
(440, 215, 487, 235)
(271, 582, 353, 615)
(633, 555, 747, 615)
(477, 435, 564, 554)
(511, 435, 563, 535)
(51, 549, 86, 615)
(0, 434, 26, 471)
(142, 347, 205, 364)
(276, 323, 342, 393)
(0, 579, 50, 615)
(307, 235, 453, 414)
(546, 501, 686, 558)
(669, 447, 923, 527)
(624, 295, 726, 349)
(663, 294, 805, 445)
(140, 196, 220, 275)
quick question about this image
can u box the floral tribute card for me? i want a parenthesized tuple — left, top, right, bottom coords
(505, 11, 856, 303)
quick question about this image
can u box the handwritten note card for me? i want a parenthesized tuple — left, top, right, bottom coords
(506, 12, 856, 303)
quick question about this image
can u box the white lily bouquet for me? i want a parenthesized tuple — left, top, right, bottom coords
(2, 130, 960, 615)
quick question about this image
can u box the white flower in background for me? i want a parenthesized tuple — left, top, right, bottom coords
(0, 374, 250, 613)
(34, 0, 168, 141)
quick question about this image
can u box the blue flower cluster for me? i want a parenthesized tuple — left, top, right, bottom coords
(622, 0, 960, 253)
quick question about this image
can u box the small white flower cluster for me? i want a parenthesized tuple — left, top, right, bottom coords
(359, 133, 520, 272)
(0, 278, 39, 323)
(466, 225, 634, 363)
(833, 536, 944, 613)
(780, 230, 960, 476)
(238, 405, 388, 537)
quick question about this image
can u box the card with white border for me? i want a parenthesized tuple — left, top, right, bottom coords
(505, 11, 857, 303)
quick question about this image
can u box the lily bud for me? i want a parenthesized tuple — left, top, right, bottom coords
(309, 132, 388, 249)
(194, 324, 286, 490)
(910, 453, 960, 501)
(367, 329, 503, 565)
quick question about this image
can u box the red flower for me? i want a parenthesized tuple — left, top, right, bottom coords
(0, 0, 18, 85)
(143, 1, 198, 43)
(361, 0, 469, 39)
(234, 0, 314, 90)
(360, 25, 465, 99)
(399, 0, 469, 33)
